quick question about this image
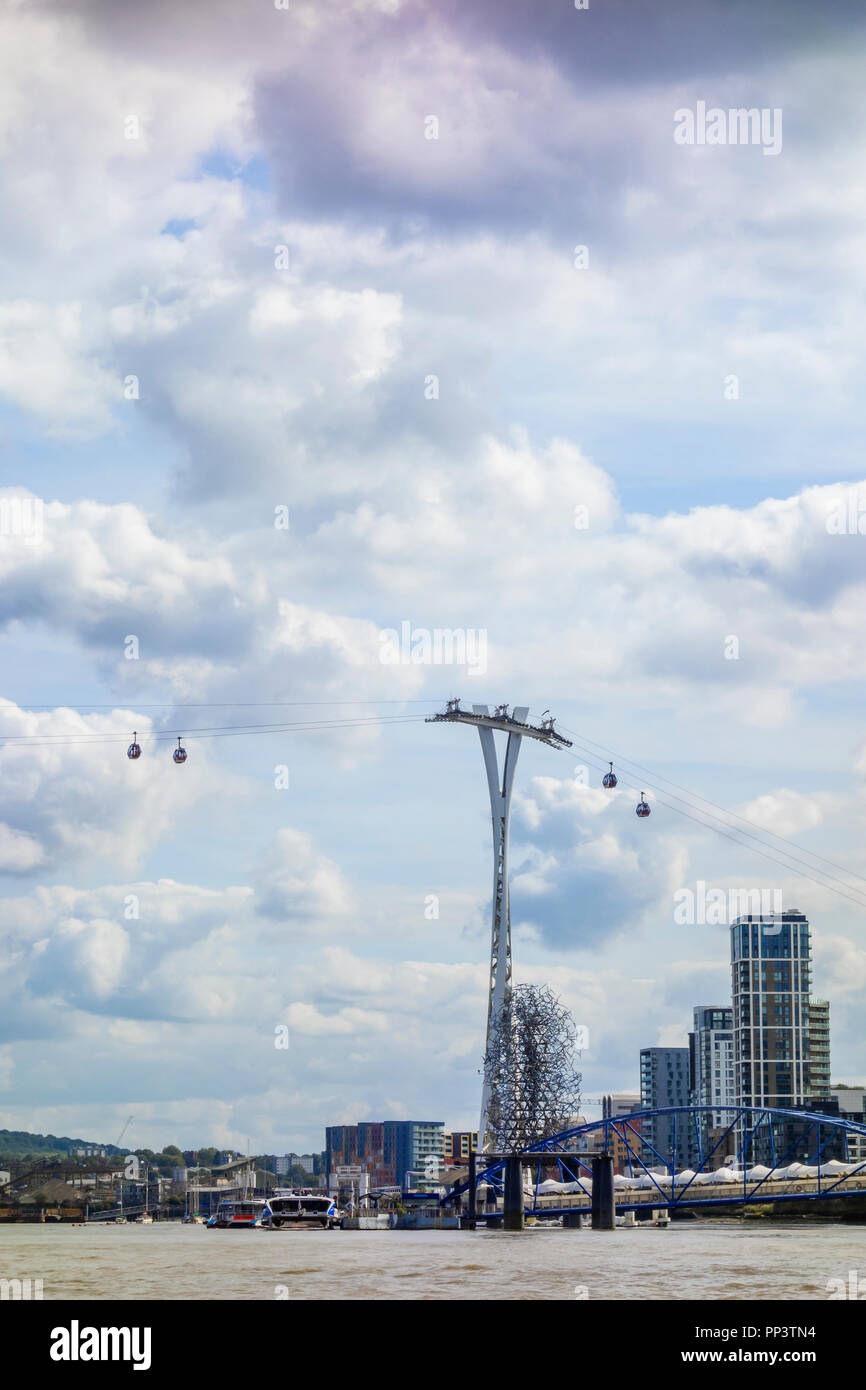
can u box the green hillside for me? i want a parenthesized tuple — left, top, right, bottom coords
(0, 1128, 125, 1159)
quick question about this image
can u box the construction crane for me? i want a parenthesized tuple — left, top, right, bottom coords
(116, 1112, 134, 1145)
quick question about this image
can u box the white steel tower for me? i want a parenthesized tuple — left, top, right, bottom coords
(427, 700, 572, 1149)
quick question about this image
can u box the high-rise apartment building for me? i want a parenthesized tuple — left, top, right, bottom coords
(689, 1006, 735, 1166)
(326, 1121, 445, 1188)
(639, 1047, 690, 1171)
(731, 910, 812, 1109)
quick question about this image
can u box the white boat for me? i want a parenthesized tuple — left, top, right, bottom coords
(206, 1190, 341, 1230)
(263, 1189, 342, 1230)
(207, 1199, 268, 1229)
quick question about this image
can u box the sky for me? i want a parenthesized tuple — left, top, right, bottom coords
(1, 0, 866, 1156)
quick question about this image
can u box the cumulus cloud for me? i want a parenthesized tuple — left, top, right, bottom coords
(0, 823, 45, 872)
(8, 471, 866, 722)
(1, 0, 866, 1147)
(0, 829, 354, 1024)
(511, 776, 688, 947)
(253, 828, 355, 925)
(0, 702, 228, 875)
(0, 302, 117, 435)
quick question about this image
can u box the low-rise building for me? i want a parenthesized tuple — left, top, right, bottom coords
(443, 1132, 479, 1164)
(831, 1085, 866, 1161)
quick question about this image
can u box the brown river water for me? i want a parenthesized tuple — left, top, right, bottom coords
(1, 1221, 863, 1300)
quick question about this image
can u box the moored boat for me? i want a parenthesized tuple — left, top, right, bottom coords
(206, 1198, 268, 1229)
(206, 1189, 342, 1229)
(263, 1189, 342, 1230)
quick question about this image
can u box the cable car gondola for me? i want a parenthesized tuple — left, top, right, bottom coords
(635, 792, 651, 818)
(173, 737, 187, 765)
(602, 761, 617, 789)
(127, 732, 141, 760)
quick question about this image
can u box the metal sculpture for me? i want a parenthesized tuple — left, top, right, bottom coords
(483, 983, 583, 1155)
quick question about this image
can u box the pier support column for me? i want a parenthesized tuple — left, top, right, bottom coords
(591, 1154, 615, 1230)
(466, 1151, 477, 1229)
(562, 1211, 583, 1229)
(503, 1154, 524, 1230)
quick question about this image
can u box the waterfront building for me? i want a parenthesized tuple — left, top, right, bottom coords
(443, 1131, 479, 1165)
(639, 1047, 690, 1171)
(689, 1006, 735, 1167)
(356, 1123, 390, 1187)
(600, 1095, 643, 1173)
(326, 1121, 445, 1188)
(729, 910, 844, 1162)
(384, 1121, 445, 1187)
(267, 1151, 324, 1177)
(582, 1126, 606, 1158)
(602, 1093, 641, 1119)
(830, 1085, 866, 1162)
(807, 999, 831, 1101)
(731, 910, 812, 1109)
(831, 1085, 866, 1121)
(324, 1125, 359, 1181)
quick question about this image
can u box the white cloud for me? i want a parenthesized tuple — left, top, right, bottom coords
(0, 823, 44, 872)
(0, 301, 117, 434)
(1, 0, 866, 1149)
(253, 828, 355, 926)
(0, 701, 228, 875)
(284, 1002, 388, 1035)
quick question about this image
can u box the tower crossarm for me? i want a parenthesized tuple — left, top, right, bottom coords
(425, 704, 572, 750)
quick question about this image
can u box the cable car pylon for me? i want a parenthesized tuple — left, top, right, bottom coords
(426, 699, 572, 1151)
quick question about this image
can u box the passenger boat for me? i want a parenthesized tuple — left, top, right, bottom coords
(263, 1189, 341, 1230)
(206, 1189, 341, 1230)
(206, 1198, 268, 1229)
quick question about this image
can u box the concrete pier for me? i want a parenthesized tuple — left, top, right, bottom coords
(503, 1155, 525, 1230)
(591, 1154, 615, 1230)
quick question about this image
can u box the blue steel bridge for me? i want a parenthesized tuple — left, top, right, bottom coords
(447, 1105, 866, 1218)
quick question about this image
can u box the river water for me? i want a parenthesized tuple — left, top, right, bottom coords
(1, 1222, 862, 1299)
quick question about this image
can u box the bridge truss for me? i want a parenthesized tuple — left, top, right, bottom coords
(448, 1105, 866, 1214)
